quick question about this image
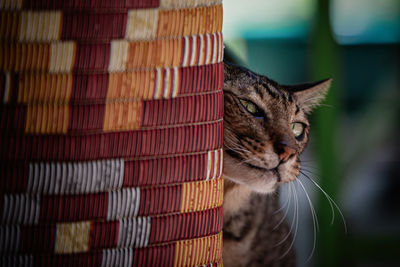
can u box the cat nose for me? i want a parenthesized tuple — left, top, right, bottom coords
(276, 141, 296, 162)
(279, 146, 296, 162)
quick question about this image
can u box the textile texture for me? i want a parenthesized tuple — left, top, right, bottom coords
(0, 0, 224, 266)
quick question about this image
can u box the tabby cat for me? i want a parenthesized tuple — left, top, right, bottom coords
(223, 62, 331, 267)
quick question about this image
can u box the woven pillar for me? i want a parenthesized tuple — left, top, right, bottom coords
(0, 0, 224, 265)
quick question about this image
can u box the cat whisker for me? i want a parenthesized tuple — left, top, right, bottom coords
(278, 182, 299, 259)
(297, 178, 320, 232)
(273, 185, 292, 230)
(234, 158, 256, 167)
(298, 162, 319, 169)
(299, 163, 321, 173)
(298, 158, 317, 163)
(226, 147, 249, 156)
(316, 103, 333, 108)
(297, 178, 319, 262)
(277, 183, 298, 244)
(222, 62, 332, 265)
(224, 143, 251, 155)
(275, 183, 296, 247)
(299, 162, 320, 171)
(301, 171, 348, 234)
(292, 182, 300, 252)
(224, 138, 252, 154)
(275, 184, 291, 214)
(300, 170, 335, 225)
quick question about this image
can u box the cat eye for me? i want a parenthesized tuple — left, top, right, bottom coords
(291, 122, 304, 139)
(239, 99, 264, 118)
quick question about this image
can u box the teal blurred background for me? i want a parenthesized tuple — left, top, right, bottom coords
(223, 0, 400, 266)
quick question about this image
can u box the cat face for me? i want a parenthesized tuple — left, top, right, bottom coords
(223, 63, 331, 193)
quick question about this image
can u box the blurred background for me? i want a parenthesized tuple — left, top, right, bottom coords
(223, 0, 400, 266)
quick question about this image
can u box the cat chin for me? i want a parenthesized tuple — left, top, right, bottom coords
(223, 153, 300, 193)
(223, 154, 278, 194)
(276, 156, 300, 184)
(224, 172, 278, 194)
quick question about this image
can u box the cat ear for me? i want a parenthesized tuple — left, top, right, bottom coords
(283, 79, 332, 113)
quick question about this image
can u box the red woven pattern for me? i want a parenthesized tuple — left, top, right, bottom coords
(0, 182, 222, 223)
(0, 92, 224, 133)
(0, 1, 224, 265)
(61, 12, 128, 40)
(0, 6, 222, 41)
(1, 208, 222, 253)
(1, 246, 223, 267)
(1, 149, 223, 193)
(22, 0, 160, 9)
(0, 63, 224, 103)
(0, 121, 223, 160)
(0, 34, 224, 72)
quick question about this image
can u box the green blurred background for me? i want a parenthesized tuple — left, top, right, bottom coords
(223, 0, 400, 266)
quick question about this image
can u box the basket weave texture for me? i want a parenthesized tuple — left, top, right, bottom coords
(0, 0, 224, 266)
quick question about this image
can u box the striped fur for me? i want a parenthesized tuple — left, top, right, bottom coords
(222, 63, 330, 266)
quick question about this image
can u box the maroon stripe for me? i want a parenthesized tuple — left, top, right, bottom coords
(141, 91, 223, 127)
(90, 220, 119, 249)
(0, 105, 26, 133)
(0, 121, 223, 160)
(161, 186, 171, 220)
(20, 224, 56, 253)
(148, 207, 222, 244)
(35, 253, 102, 267)
(71, 73, 109, 102)
(139, 184, 182, 216)
(133, 243, 175, 267)
(73, 43, 111, 72)
(67, 103, 106, 133)
(152, 248, 163, 266)
(39, 193, 108, 222)
(61, 12, 128, 41)
(179, 63, 225, 94)
(23, 0, 160, 9)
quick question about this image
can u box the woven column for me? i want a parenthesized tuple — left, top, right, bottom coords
(0, 0, 224, 266)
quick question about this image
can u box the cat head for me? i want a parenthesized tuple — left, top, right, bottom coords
(223, 62, 331, 193)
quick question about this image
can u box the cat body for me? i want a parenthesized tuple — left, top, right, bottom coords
(222, 63, 330, 266)
(223, 181, 295, 267)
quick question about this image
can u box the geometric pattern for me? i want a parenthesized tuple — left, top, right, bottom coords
(0, 122, 223, 160)
(1, 233, 222, 267)
(0, 90, 224, 133)
(1, 178, 223, 223)
(1, 64, 223, 103)
(1, 208, 223, 253)
(0, 0, 224, 266)
(0, 34, 223, 71)
(1, 149, 223, 193)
